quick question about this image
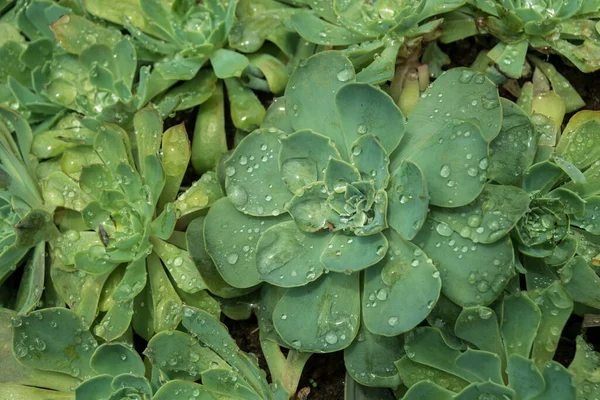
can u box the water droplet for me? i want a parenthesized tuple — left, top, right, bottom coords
(227, 253, 239, 264)
(336, 68, 353, 82)
(388, 316, 398, 326)
(325, 331, 338, 344)
(376, 288, 388, 301)
(436, 222, 453, 237)
(439, 165, 451, 178)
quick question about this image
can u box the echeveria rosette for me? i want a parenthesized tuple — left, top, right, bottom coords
(0, 0, 71, 123)
(443, 0, 600, 79)
(288, 0, 466, 85)
(2, 306, 295, 399)
(202, 51, 519, 357)
(0, 106, 60, 314)
(397, 284, 596, 399)
(42, 106, 221, 341)
(505, 109, 600, 312)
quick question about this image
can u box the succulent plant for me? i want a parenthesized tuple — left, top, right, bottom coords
(200, 50, 531, 355)
(284, 0, 467, 89)
(38, 106, 222, 340)
(396, 284, 590, 399)
(442, 0, 600, 79)
(2, 305, 305, 399)
(0, 106, 59, 313)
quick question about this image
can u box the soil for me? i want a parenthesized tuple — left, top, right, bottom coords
(168, 38, 600, 400)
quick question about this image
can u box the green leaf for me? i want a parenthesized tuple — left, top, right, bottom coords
(224, 128, 292, 216)
(344, 323, 403, 388)
(133, 106, 162, 172)
(74, 375, 113, 400)
(454, 307, 503, 358)
(181, 306, 273, 398)
(14, 242, 45, 314)
(413, 218, 515, 307)
(559, 256, 600, 309)
(533, 362, 577, 400)
(350, 134, 390, 191)
(530, 282, 573, 368)
(392, 68, 501, 170)
(94, 300, 133, 341)
(51, 15, 122, 54)
(355, 41, 401, 85)
(150, 204, 176, 240)
(401, 380, 455, 400)
(487, 41, 528, 78)
(210, 48, 250, 79)
(278, 129, 341, 194)
(336, 83, 404, 156)
(506, 354, 544, 399)
(321, 231, 387, 273)
(153, 381, 214, 399)
(112, 258, 146, 302)
(0, 309, 79, 392)
(146, 330, 226, 380)
(12, 308, 97, 379)
(190, 80, 225, 174)
(273, 272, 360, 353)
(407, 120, 488, 207)
(429, 184, 530, 244)
(159, 123, 190, 210)
(90, 343, 145, 377)
(556, 110, 600, 170)
(387, 161, 428, 240)
(363, 230, 441, 336)
(286, 182, 334, 233)
(291, 10, 369, 46)
(0, 384, 74, 400)
(50, 266, 109, 328)
(256, 220, 329, 286)
(285, 51, 355, 160)
(224, 77, 265, 131)
(204, 197, 287, 288)
(501, 293, 541, 360)
(403, 327, 476, 382)
(147, 252, 182, 332)
(488, 99, 537, 185)
(151, 237, 207, 294)
(186, 217, 251, 299)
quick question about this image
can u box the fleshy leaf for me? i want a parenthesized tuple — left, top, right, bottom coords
(336, 83, 404, 155)
(285, 51, 355, 160)
(273, 272, 360, 353)
(278, 129, 341, 194)
(11, 308, 97, 379)
(413, 218, 515, 307)
(90, 343, 145, 377)
(204, 198, 288, 288)
(363, 230, 441, 336)
(321, 231, 387, 273)
(387, 161, 428, 241)
(344, 323, 403, 388)
(224, 128, 292, 216)
(487, 99, 537, 185)
(429, 184, 530, 244)
(256, 220, 329, 287)
(408, 120, 489, 207)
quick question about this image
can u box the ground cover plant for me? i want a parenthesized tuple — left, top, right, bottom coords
(2, 0, 600, 399)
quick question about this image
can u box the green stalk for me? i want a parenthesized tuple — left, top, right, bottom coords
(260, 334, 311, 397)
(191, 81, 227, 174)
(159, 123, 190, 210)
